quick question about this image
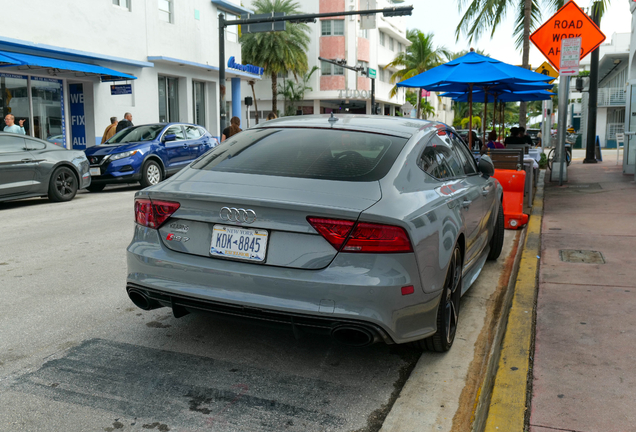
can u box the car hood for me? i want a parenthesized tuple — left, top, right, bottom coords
(84, 142, 145, 156)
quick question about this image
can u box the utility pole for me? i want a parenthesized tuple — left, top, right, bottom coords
(318, 57, 377, 114)
(217, 6, 412, 129)
(584, 1, 601, 164)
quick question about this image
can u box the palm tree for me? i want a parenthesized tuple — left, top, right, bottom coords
(241, 0, 311, 115)
(455, 0, 566, 128)
(248, 80, 259, 124)
(385, 30, 449, 119)
(278, 66, 319, 116)
(421, 101, 435, 120)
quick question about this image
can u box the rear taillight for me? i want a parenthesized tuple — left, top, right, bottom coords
(307, 217, 413, 253)
(307, 217, 355, 250)
(135, 198, 180, 229)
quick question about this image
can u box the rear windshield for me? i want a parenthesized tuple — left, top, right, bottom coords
(106, 125, 164, 144)
(191, 128, 409, 181)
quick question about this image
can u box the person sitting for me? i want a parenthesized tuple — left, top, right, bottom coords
(518, 126, 534, 146)
(486, 130, 505, 149)
(504, 127, 523, 145)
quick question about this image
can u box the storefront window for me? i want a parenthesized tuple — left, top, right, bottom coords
(0, 73, 30, 135)
(31, 77, 64, 141)
(158, 75, 179, 122)
(193, 81, 205, 127)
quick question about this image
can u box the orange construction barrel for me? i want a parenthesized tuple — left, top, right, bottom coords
(492, 169, 529, 230)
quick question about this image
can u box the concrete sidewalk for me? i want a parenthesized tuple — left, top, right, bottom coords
(529, 161, 636, 431)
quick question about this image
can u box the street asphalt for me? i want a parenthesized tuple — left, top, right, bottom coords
(0, 183, 520, 432)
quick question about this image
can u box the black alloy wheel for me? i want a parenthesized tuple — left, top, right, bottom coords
(418, 244, 463, 352)
(48, 166, 78, 202)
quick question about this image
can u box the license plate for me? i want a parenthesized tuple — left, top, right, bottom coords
(90, 167, 101, 176)
(210, 224, 268, 262)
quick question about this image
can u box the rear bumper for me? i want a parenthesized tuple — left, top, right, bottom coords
(126, 226, 442, 345)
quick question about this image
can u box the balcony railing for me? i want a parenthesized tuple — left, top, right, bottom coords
(597, 87, 626, 107)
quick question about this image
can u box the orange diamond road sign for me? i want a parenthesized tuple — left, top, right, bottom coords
(530, 0, 606, 71)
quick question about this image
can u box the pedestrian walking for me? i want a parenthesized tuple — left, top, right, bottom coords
(4, 114, 26, 134)
(101, 116, 118, 143)
(221, 116, 241, 142)
(116, 112, 134, 133)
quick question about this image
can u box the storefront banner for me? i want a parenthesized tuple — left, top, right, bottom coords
(69, 83, 86, 150)
(0, 72, 28, 80)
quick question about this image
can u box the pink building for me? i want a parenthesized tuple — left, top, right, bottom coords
(242, 0, 411, 119)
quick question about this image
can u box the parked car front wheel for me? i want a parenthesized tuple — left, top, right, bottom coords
(141, 160, 163, 188)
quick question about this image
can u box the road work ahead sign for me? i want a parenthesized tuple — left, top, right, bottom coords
(530, 0, 605, 70)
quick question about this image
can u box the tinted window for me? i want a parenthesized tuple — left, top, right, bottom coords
(107, 125, 164, 144)
(25, 139, 47, 151)
(185, 125, 202, 139)
(418, 136, 463, 180)
(450, 134, 478, 175)
(192, 128, 408, 182)
(165, 125, 185, 140)
(0, 136, 26, 153)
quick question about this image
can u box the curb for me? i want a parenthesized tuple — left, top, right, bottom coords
(480, 171, 545, 431)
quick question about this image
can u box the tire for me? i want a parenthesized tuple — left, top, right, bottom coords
(547, 148, 555, 170)
(487, 202, 505, 261)
(415, 244, 463, 352)
(140, 160, 163, 188)
(86, 184, 106, 193)
(48, 166, 78, 202)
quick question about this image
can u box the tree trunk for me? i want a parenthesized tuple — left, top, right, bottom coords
(519, 0, 532, 128)
(271, 72, 278, 116)
(416, 89, 422, 119)
(249, 81, 259, 125)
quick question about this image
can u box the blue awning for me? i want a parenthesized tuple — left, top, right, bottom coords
(0, 50, 136, 80)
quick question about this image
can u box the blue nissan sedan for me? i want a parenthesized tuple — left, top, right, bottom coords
(84, 123, 216, 192)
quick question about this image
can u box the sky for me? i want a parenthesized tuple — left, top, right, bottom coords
(405, 0, 632, 69)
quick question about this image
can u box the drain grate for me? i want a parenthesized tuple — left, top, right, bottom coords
(560, 249, 605, 264)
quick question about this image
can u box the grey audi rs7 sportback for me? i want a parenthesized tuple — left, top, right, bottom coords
(126, 115, 504, 351)
(0, 132, 90, 203)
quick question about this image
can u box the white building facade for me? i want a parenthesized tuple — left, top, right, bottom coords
(0, 0, 262, 148)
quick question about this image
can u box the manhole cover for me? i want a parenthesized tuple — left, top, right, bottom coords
(560, 249, 605, 264)
(565, 183, 602, 189)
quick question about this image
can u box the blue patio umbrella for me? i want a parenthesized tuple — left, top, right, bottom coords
(396, 50, 552, 147)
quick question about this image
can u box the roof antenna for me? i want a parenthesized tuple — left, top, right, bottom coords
(328, 111, 339, 126)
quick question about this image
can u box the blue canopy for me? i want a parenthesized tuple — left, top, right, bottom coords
(396, 51, 551, 91)
(0, 50, 136, 81)
(441, 89, 554, 103)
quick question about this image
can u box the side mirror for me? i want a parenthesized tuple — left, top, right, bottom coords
(478, 155, 495, 178)
(163, 133, 177, 143)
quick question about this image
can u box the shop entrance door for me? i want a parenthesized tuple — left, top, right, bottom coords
(624, 84, 636, 175)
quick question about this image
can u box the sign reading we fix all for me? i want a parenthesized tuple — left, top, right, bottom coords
(530, 0, 606, 71)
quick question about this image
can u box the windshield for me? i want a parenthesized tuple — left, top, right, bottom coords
(105, 125, 165, 144)
(191, 128, 409, 182)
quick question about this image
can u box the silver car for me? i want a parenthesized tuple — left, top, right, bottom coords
(0, 132, 90, 203)
(126, 115, 504, 351)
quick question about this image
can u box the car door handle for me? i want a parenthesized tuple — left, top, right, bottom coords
(461, 199, 472, 208)
(21, 158, 34, 163)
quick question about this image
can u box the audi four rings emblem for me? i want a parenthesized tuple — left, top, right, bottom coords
(220, 207, 257, 224)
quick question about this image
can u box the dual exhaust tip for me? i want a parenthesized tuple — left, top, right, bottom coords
(127, 288, 378, 347)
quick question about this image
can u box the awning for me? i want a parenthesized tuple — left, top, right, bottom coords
(210, 0, 254, 15)
(0, 50, 136, 80)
